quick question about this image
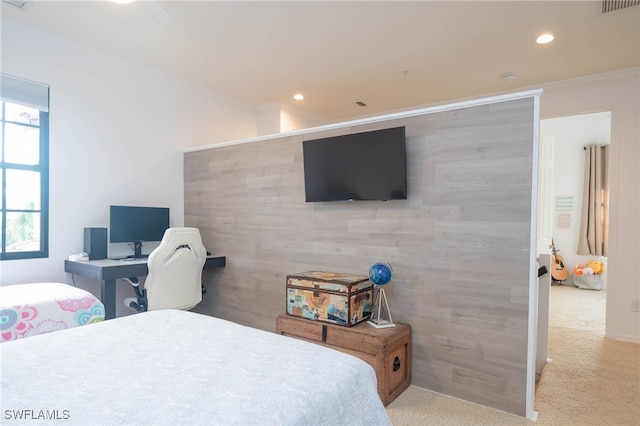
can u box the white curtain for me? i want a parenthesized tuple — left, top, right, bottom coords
(577, 145, 608, 256)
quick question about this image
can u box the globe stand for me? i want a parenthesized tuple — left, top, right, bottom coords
(367, 286, 396, 329)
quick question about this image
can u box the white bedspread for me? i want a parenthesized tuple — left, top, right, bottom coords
(0, 309, 391, 426)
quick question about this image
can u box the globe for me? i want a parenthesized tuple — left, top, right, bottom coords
(369, 262, 393, 286)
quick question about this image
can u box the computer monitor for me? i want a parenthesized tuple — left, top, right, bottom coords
(109, 205, 170, 258)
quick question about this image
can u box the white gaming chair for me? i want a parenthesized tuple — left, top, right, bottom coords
(123, 227, 207, 312)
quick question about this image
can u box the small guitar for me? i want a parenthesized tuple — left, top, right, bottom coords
(550, 239, 569, 282)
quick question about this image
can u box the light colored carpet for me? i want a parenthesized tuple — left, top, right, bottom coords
(386, 285, 640, 425)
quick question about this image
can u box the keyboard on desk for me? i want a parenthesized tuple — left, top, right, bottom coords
(110, 257, 148, 262)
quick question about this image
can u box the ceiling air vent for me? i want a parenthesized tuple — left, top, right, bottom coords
(2, 0, 29, 8)
(602, 0, 640, 13)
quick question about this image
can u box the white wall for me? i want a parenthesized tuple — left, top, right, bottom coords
(256, 103, 283, 135)
(541, 112, 610, 278)
(256, 101, 328, 135)
(539, 69, 640, 343)
(279, 101, 327, 132)
(0, 18, 257, 316)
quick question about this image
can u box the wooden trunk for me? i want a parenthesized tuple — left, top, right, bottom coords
(276, 313, 411, 406)
(286, 271, 373, 326)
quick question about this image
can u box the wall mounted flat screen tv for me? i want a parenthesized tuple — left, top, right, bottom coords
(110, 205, 170, 258)
(302, 126, 407, 202)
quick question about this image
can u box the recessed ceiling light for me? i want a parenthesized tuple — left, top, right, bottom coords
(110, 0, 135, 4)
(536, 33, 554, 44)
(293, 94, 304, 101)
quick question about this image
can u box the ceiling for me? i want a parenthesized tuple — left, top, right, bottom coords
(1, 1, 639, 121)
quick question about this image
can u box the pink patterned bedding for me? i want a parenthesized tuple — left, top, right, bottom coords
(0, 282, 105, 342)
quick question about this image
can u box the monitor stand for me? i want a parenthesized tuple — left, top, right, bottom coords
(127, 241, 146, 259)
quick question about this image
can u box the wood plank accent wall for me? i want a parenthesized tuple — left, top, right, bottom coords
(185, 97, 536, 416)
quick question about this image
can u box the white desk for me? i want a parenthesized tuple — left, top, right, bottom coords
(64, 256, 226, 319)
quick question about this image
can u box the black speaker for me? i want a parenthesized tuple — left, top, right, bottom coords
(84, 227, 107, 260)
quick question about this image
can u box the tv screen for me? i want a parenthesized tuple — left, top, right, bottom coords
(302, 126, 407, 202)
(109, 205, 170, 257)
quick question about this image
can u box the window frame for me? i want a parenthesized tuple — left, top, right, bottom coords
(0, 102, 50, 261)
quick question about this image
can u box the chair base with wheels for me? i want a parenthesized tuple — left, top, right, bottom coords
(123, 277, 147, 312)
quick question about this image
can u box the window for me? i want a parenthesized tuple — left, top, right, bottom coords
(1, 74, 50, 260)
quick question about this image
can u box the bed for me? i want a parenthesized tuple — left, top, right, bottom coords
(0, 282, 105, 342)
(0, 309, 391, 425)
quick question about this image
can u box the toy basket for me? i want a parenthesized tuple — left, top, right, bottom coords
(572, 274, 603, 290)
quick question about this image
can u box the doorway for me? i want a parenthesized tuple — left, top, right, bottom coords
(536, 111, 611, 372)
(540, 111, 610, 299)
